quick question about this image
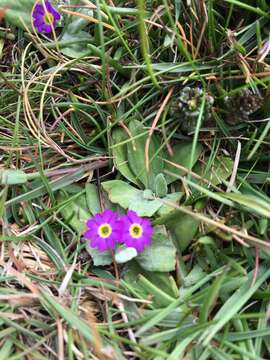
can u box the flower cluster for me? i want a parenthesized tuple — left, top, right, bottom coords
(84, 210, 153, 253)
(32, 1, 61, 33)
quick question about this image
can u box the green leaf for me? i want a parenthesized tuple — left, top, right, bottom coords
(0, 169, 27, 185)
(123, 262, 179, 307)
(166, 210, 200, 251)
(0, 338, 13, 359)
(86, 246, 113, 266)
(135, 266, 227, 336)
(42, 290, 93, 342)
(183, 265, 207, 287)
(200, 263, 270, 346)
(102, 180, 140, 208)
(102, 180, 162, 216)
(127, 119, 164, 190)
(6, 164, 92, 206)
(221, 193, 270, 219)
(60, 31, 92, 58)
(198, 236, 215, 245)
(111, 128, 141, 186)
(154, 173, 168, 197)
(136, 226, 176, 272)
(129, 194, 163, 217)
(64, 5, 93, 34)
(59, 6, 93, 58)
(57, 191, 90, 233)
(199, 271, 227, 323)
(164, 142, 202, 184)
(1, 0, 35, 30)
(115, 246, 137, 264)
(195, 156, 234, 186)
(157, 192, 183, 216)
(85, 183, 101, 215)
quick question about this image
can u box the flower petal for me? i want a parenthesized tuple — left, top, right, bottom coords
(120, 211, 153, 252)
(32, 1, 61, 33)
(84, 210, 120, 252)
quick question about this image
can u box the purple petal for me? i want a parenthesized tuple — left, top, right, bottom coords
(102, 209, 116, 222)
(43, 23, 54, 33)
(50, 8, 61, 20)
(90, 238, 100, 248)
(97, 239, 110, 251)
(94, 213, 104, 225)
(125, 237, 135, 247)
(44, 1, 61, 20)
(44, 1, 54, 12)
(126, 210, 139, 223)
(34, 22, 47, 33)
(142, 224, 153, 235)
(33, 18, 44, 25)
(135, 244, 145, 252)
(33, 19, 44, 31)
(143, 230, 153, 239)
(84, 229, 94, 239)
(86, 218, 97, 229)
(45, 1, 56, 11)
(33, 4, 45, 17)
(120, 211, 153, 252)
(84, 228, 97, 240)
(106, 237, 116, 249)
(113, 222, 122, 232)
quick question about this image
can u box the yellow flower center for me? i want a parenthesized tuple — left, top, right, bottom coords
(129, 223, 143, 239)
(98, 224, 112, 238)
(43, 12, 54, 25)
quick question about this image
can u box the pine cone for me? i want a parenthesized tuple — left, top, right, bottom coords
(170, 86, 214, 133)
(224, 89, 263, 124)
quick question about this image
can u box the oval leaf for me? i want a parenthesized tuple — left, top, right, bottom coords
(102, 180, 162, 216)
(127, 119, 164, 190)
(154, 173, 168, 197)
(111, 128, 141, 186)
(136, 226, 176, 272)
(86, 246, 113, 266)
(164, 142, 202, 184)
(1, 169, 27, 185)
(85, 183, 101, 215)
(2, 0, 35, 30)
(57, 191, 90, 233)
(115, 246, 137, 264)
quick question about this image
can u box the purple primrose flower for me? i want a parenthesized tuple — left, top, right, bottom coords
(120, 210, 153, 252)
(84, 210, 121, 252)
(32, 1, 61, 33)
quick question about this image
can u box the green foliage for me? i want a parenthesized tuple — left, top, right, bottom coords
(0, 169, 27, 185)
(57, 189, 90, 233)
(102, 180, 182, 217)
(0, 0, 35, 29)
(111, 128, 141, 186)
(195, 156, 234, 186)
(85, 183, 101, 215)
(154, 173, 168, 197)
(2, 0, 270, 358)
(112, 124, 202, 189)
(164, 142, 202, 184)
(86, 246, 113, 266)
(222, 193, 270, 219)
(136, 225, 176, 272)
(59, 7, 93, 58)
(126, 119, 164, 190)
(123, 262, 180, 307)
